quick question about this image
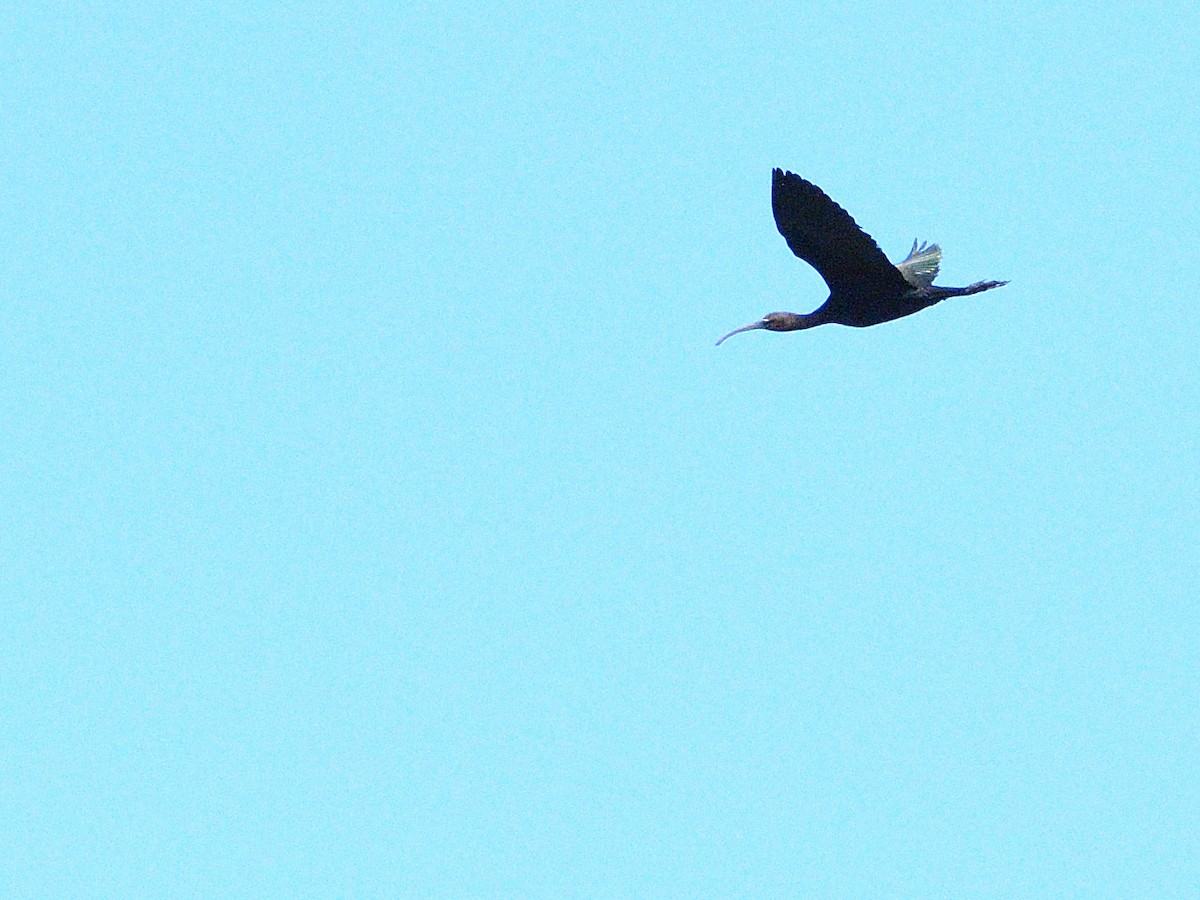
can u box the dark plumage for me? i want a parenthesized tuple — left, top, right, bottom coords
(716, 169, 1008, 345)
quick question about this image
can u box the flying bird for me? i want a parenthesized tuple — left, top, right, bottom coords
(716, 169, 1008, 345)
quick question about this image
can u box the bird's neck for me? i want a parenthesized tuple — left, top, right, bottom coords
(775, 310, 828, 331)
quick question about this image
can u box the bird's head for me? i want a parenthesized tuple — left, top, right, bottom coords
(715, 312, 807, 345)
(761, 312, 804, 331)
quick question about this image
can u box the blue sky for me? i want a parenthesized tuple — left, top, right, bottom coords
(2, 2, 1198, 896)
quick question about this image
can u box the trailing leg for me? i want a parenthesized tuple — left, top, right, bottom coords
(934, 280, 1009, 299)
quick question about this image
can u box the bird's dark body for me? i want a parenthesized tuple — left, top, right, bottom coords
(819, 286, 938, 328)
(715, 169, 1008, 344)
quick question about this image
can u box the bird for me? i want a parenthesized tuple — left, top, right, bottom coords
(716, 169, 1008, 345)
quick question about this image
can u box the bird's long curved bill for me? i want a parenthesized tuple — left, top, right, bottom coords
(715, 321, 765, 346)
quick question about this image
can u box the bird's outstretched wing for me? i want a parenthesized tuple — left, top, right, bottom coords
(771, 170, 910, 298)
(896, 239, 941, 288)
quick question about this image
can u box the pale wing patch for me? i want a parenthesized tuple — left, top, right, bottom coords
(896, 239, 942, 288)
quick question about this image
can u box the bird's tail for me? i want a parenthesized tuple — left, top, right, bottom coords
(896, 240, 942, 288)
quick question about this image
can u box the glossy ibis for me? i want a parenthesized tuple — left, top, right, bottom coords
(716, 169, 1008, 345)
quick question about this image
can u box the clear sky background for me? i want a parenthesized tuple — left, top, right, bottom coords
(2, 2, 1198, 896)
